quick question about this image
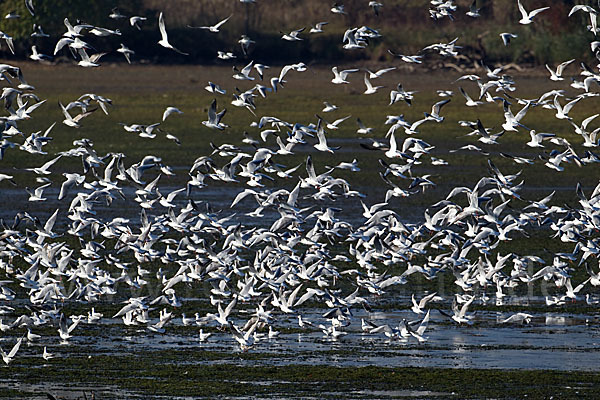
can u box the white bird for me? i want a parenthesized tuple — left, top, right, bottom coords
(502, 102, 530, 131)
(238, 34, 255, 56)
(526, 130, 555, 147)
(409, 310, 431, 342)
(314, 123, 340, 153)
(388, 50, 423, 64)
(356, 118, 373, 134)
(322, 101, 338, 112)
(117, 43, 135, 64)
(217, 51, 236, 60)
(500, 32, 518, 46)
(24, 154, 62, 175)
(331, 3, 346, 14)
(298, 315, 313, 328)
(425, 99, 451, 122)
(202, 99, 228, 130)
(310, 21, 328, 33)
(331, 158, 360, 172)
(162, 106, 183, 121)
(254, 63, 270, 80)
(109, 8, 126, 19)
(500, 313, 533, 324)
(564, 278, 590, 300)
(545, 59, 575, 81)
(554, 95, 581, 120)
(369, 1, 383, 16)
(27, 329, 41, 342)
(76, 48, 106, 68)
(458, 87, 483, 107)
(198, 329, 212, 342)
(129, 16, 147, 30)
(281, 27, 305, 41)
(0, 337, 22, 365)
(58, 314, 80, 341)
(158, 12, 188, 55)
(363, 74, 384, 94)
(230, 320, 258, 351)
(411, 292, 438, 314)
(233, 61, 255, 80)
(268, 326, 280, 339)
(59, 101, 95, 128)
(189, 15, 232, 33)
(366, 67, 396, 80)
(42, 346, 55, 361)
(517, 0, 549, 25)
(25, 0, 34, 16)
(325, 115, 351, 130)
(213, 298, 237, 327)
(331, 66, 359, 84)
(205, 81, 226, 94)
(384, 132, 405, 159)
(440, 296, 475, 324)
(58, 173, 85, 200)
(26, 182, 51, 202)
(466, 0, 481, 18)
(380, 173, 413, 201)
(29, 45, 52, 62)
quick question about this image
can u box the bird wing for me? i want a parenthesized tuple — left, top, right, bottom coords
(25, 0, 34, 16)
(517, 0, 528, 18)
(364, 74, 373, 90)
(514, 102, 531, 122)
(419, 291, 438, 308)
(415, 310, 430, 335)
(68, 318, 80, 334)
(8, 337, 22, 358)
(158, 12, 168, 41)
(379, 172, 397, 188)
(432, 99, 450, 115)
(376, 67, 396, 76)
(569, 5, 594, 16)
(224, 297, 237, 317)
(332, 115, 351, 126)
(306, 155, 317, 179)
(316, 126, 328, 146)
(388, 131, 398, 153)
(73, 107, 97, 123)
(207, 99, 217, 123)
(44, 208, 60, 234)
(214, 15, 232, 29)
(166, 187, 185, 203)
(529, 7, 550, 18)
(286, 284, 303, 308)
(89, 52, 107, 63)
(58, 101, 73, 121)
(409, 118, 427, 132)
(41, 155, 62, 171)
(459, 86, 472, 102)
(582, 113, 599, 129)
(557, 59, 575, 75)
(564, 96, 582, 114)
(241, 60, 254, 76)
(340, 68, 359, 79)
(458, 296, 474, 318)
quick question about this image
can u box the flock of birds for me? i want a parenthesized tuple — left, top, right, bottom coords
(1, 0, 600, 366)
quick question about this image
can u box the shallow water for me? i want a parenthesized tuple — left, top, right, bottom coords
(5, 295, 598, 375)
